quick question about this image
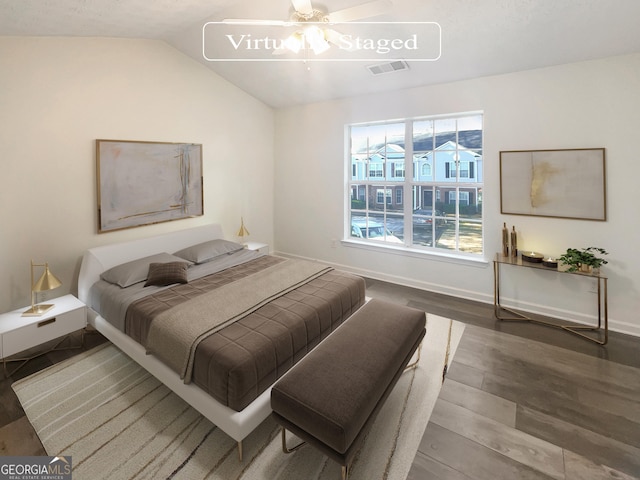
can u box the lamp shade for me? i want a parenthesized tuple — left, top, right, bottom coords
(237, 217, 250, 238)
(33, 263, 62, 292)
(23, 261, 63, 316)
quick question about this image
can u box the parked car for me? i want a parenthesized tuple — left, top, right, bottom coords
(351, 218, 403, 244)
(413, 208, 447, 226)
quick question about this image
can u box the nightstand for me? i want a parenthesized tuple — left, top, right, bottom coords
(0, 294, 86, 376)
(245, 242, 270, 255)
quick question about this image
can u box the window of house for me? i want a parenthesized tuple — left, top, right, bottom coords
(348, 113, 483, 256)
(392, 162, 405, 178)
(459, 161, 470, 178)
(369, 162, 383, 178)
(376, 188, 393, 205)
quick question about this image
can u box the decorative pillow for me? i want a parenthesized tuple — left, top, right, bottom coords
(173, 239, 244, 264)
(100, 252, 191, 288)
(144, 262, 189, 287)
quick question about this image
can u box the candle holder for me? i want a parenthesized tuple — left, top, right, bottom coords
(521, 251, 544, 263)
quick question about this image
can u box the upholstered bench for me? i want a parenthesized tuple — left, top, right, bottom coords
(270, 298, 426, 480)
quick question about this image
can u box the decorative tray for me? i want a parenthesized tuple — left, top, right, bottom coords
(522, 251, 544, 263)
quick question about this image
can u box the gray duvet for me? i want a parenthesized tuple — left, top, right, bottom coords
(89, 252, 366, 411)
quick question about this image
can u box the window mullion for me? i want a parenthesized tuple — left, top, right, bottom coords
(404, 121, 414, 245)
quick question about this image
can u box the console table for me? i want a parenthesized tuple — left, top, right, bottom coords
(493, 253, 608, 345)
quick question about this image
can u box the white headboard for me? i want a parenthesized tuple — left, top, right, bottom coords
(78, 224, 224, 304)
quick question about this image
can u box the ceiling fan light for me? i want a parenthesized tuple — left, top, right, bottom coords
(304, 25, 330, 54)
(311, 37, 330, 55)
(285, 32, 303, 53)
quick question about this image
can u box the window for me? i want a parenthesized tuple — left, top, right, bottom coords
(392, 162, 405, 178)
(348, 113, 483, 256)
(459, 161, 470, 178)
(369, 162, 383, 178)
(376, 188, 392, 205)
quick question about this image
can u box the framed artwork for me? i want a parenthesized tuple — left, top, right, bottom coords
(500, 148, 606, 221)
(96, 140, 203, 233)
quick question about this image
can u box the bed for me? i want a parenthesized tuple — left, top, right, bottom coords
(77, 224, 366, 459)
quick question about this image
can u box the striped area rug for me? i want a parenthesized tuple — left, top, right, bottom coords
(12, 314, 464, 480)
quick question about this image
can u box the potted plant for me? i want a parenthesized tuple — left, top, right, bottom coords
(558, 247, 609, 273)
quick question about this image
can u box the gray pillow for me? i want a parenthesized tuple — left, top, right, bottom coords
(101, 252, 191, 288)
(173, 239, 244, 264)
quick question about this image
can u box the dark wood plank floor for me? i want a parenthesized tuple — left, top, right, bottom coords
(1, 278, 639, 480)
(362, 278, 640, 480)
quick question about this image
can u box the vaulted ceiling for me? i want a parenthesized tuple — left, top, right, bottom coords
(2, 0, 640, 108)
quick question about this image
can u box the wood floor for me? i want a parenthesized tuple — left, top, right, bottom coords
(362, 279, 640, 480)
(1, 278, 639, 479)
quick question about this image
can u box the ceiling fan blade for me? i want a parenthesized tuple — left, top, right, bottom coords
(328, 0, 392, 23)
(222, 18, 290, 26)
(291, 0, 314, 15)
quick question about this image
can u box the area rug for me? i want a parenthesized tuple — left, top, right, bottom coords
(13, 313, 464, 480)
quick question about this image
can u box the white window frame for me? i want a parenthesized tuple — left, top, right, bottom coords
(347, 112, 483, 258)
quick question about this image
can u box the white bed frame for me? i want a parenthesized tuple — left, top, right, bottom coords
(77, 224, 271, 460)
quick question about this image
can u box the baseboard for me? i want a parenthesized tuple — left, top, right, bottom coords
(275, 251, 491, 304)
(274, 251, 638, 338)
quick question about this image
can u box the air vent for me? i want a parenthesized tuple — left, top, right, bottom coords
(366, 60, 410, 76)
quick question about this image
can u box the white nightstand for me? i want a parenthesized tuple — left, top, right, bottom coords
(245, 242, 270, 255)
(0, 294, 86, 376)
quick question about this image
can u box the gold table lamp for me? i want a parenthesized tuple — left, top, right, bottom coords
(22, 260, 62, 316)
(237, 217, 250, 241)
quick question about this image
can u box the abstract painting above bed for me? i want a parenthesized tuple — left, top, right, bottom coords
(96, 139, 203, 233)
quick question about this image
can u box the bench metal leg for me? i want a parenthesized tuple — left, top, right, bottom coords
(281, 428, 306, 454)
(237, 441, 243, 462)
(404, 340, 423, 370)
(282, 428, 352, 480)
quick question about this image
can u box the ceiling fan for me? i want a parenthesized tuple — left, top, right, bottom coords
(223, 0, 392, 55)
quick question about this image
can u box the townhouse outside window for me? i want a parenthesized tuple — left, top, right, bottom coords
(347, 113, 483, 256)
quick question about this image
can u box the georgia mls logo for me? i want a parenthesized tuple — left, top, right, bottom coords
(202, 21, 441, 62)
(0, 456, 72, 480)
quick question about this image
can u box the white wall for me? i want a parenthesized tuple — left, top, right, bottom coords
(0, 37, 274, 312)
(274, 53, 640, 337)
